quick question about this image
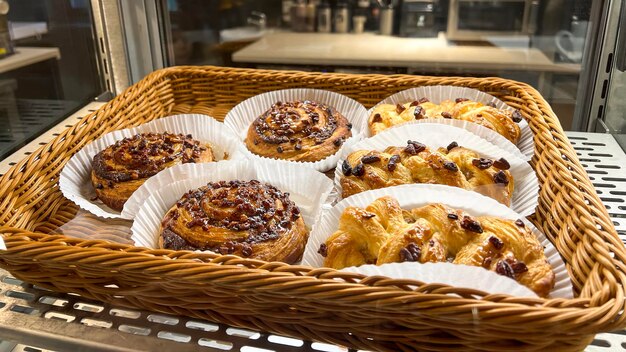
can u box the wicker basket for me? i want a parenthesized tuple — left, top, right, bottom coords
(1, 66, 624, 351)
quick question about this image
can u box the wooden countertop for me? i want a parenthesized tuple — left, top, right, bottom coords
(233, 32, 580, 74)
(0, 47, 61, 74)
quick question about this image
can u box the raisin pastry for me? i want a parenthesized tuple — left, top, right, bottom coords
(369, 98, 522, 143)
(319, 196, 554, 297)
(245, 100, 352, 162)
(340, 140, 514, 206)
(91, 132, 214, 211)
(159, 180, 308, 264)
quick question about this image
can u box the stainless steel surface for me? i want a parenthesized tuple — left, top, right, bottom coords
(571, 0, 605, 131)
(577, 0, 622, 133)
(566, 132, 626, 236)
(447, 0, 537, 41)
(90, 0, 130, 95)
(0, 102, 105, 177)
(0, 274, 342, 352)
(602, 0, 626, 136)
(568, 132, 626, 352)
(0, 112, 625, 351)
(616, 0, 626, 72)
(118, 0, 167, 83)
(0, 99, 78, 160)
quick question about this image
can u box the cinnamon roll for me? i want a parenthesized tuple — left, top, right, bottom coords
(159, 180, 308, 264)
(91, 132, 214, 211)
(320, 196, 554, 297)
(369, 98, 522, 143)
(245, 100, 353, 162)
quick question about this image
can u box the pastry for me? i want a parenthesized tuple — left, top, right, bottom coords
(91, 132, 214, 211)
(340, 140, 514, 206)
(369, 98, 522, 143)
(245, 100, 352, 162)
(159, 180, 308, 264)
(319, 196, 554, 297)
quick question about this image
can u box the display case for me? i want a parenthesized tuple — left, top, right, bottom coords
(0, 0, 625, 351)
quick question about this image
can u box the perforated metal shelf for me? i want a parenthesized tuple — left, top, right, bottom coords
(0, 99, 80, 160)
(0, 106, 625, 351)
(564, 132, 626, 352)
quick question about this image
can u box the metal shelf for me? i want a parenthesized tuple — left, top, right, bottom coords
(0, 106, 625, 351)
(0, 99, 79, 160)
(563, 132, 626, 352)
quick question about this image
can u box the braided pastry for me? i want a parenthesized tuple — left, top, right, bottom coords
(369, 98, 522, 143)
(91, 132, 214, 211)
(340, 140, 514, 206)
(319, 196, 554, 297)
(159, 180, 308, 264)
(245, 100, 352, 162)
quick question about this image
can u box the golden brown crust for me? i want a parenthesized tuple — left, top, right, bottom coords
(339, 141, 514, 206)
(159, 180, 309, 264)
(91, 132, 215, 211)
(245, 100, 352, 162)
(321, 196, 554, 297)
(369, 98, 522, 143)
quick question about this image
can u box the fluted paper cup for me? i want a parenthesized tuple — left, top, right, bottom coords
(302, 184, 573, 298)
(59, 114, 243, 219)
(334, 123, 538, 216)
(369, 86, 533, 160)
(224, 88, 368, 172)
(342, 262, 538, 297)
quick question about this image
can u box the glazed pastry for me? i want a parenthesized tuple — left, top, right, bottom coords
(159, 180, 308, 264)
(91, 132, 214, 211)
(245, 100, 352, 162)
(320, 196, 554, 297)
(369, 98, 522, 143)
(340, 140, 514, 206)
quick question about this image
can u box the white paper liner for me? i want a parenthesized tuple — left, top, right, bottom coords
(59, 114, 244, 219)
(0, 236, 5, 250)
(130, 159, 334, 252)
(334, 123, 538, 216)
(223, 88, 368, 172)
(342, 262, 537, 297)
(302, 184, 573, 299)
(369, 86, 534, 160)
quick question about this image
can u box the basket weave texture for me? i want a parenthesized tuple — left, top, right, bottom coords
(1, 66, 625, 351)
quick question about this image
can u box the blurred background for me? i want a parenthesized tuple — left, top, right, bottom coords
(0, 0, 624, 160)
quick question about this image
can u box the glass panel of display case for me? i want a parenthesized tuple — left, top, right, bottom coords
(0, 0, 103, 159)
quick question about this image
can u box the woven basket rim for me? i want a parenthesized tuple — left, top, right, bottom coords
(0, 230, 595, 308)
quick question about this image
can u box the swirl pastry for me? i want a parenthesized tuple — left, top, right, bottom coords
(340, 141, 514, 206)
(319, 196, 554, 297)
(369, 98, 522, 143)
(245, 100, 353, 162)
(159, 180, 308, 264)
(91, 132, 214, 211)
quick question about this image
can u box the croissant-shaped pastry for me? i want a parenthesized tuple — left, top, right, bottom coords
(245, 100, 352, 162)
(91, 132, 214, 211)
(340, 140, 514, 206)
(320, 196, 554, 297)
(369, 98, 522, 143)
(159, 180, 308, 264)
